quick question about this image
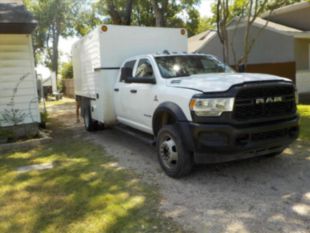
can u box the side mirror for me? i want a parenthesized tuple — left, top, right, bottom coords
(120, 67, 133, 81)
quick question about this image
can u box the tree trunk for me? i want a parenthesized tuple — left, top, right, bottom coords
(106, 0, 133, 25)
(106, 0, 122, 24)
(216, 0, 230, 63)
(123, 0, 134, 25)
(51, 23, 59, 78)
(151, 0, 166, 27)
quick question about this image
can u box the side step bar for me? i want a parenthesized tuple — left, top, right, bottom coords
(114, 124, 156, 146)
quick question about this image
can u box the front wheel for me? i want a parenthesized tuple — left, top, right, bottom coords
(157, 125, 193, 178)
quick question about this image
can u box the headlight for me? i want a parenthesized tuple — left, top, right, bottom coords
(189, 98, 235, 117)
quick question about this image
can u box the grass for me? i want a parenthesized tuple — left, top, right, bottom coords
(298, 105, 310, 141)
(0, 118, 185, 233)
(44, 97, 75, 107)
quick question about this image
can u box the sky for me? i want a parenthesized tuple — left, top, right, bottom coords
(37, 0, 214, 78)
(199, 0, 214, 17)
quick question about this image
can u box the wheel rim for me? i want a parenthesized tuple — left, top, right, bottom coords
(159, 136, 178, 169)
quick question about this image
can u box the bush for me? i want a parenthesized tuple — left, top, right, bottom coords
(61, 61, 73, 79)
(0, 128, 15, 143)
(298, 105, 310, 141)
(40, 111, 48, 128)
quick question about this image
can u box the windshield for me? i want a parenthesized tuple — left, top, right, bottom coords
(155, 55, 234, 78)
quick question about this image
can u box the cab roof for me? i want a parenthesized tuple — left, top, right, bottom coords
(152, 51, 208, 57)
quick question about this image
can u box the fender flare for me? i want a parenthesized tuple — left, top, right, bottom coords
(152, 102, 188, 136)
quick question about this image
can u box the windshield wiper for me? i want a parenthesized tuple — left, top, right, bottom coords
(175, 73, 190, 78)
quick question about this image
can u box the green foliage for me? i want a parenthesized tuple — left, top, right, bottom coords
(131, 0, 156, 26)
(24, 0, 204, 72)
(24, 0, 87, 73)
(197, 16, 214, 33)
(73, 9, 102, 36)
(39, 110, 48, 129)
(89, 0, 202, 36)
(61, 61, 73, 79)
(57, 78, 64, 93)
(265, 0, 304, 11)
(298, 105, 310, 141)
(184, 7, 201, 36)
(40, 111, 48, 124)
(0, 128, 15, 143)
(25, 0, 205, 49)
(210, 0, 305, 25)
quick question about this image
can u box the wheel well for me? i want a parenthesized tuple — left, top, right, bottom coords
(153, 111, 177, 136)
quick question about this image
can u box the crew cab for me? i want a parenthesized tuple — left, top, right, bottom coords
(72, 25, 299, 178)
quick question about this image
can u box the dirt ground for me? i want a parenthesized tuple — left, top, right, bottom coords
(48, 99, 310, 233)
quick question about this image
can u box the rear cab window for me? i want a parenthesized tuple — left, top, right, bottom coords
(120, 60, 136, 82)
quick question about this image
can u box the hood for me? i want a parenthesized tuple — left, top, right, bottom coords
(166, 73, 291, 93)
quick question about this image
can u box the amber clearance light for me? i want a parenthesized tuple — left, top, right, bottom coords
(101, 25, 108, 32)
(180, 28, 186, 36)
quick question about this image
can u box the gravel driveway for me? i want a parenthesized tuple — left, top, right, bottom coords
(49, 99, 310, 233)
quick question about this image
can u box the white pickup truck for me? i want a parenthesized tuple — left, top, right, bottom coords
(73, 25, 299, 178)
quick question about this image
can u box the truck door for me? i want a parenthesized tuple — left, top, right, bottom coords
(117, 58, 157, 134)
(114, 59, 136, 121)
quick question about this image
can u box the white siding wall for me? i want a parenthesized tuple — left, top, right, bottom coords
(0, 34, 40, 127)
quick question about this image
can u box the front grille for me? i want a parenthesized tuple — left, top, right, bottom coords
(251, 129, 287, 141)
(233, 83, 296, 121)
(235, 126, 298, 146)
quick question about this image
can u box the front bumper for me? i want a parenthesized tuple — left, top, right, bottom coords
(178, 118, 299, 164)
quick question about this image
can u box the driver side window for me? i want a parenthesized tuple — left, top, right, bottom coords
(135, 59, 154, 78)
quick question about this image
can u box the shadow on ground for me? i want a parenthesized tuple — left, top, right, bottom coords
(0, 113, 185, 233)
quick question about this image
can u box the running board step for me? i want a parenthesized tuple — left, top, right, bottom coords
(115, 124, 156, 146)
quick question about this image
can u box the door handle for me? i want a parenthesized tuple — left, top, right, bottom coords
(114, 88, 119, 92)
(130, 89, 137, 94)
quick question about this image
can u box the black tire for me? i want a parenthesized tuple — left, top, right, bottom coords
(95, 122, 105, 131)
(83, 106, 96, 132)
(156, 125, 193, 178)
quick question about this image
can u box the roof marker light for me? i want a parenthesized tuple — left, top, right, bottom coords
(181, 29, 186, 35)
(101, 25, 108, 32)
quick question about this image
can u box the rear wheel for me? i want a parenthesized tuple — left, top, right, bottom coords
(157, 125, 193, 178)
(83, 106, 96, 131)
